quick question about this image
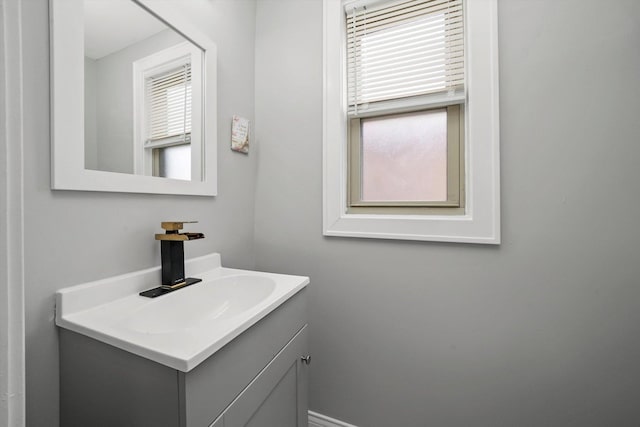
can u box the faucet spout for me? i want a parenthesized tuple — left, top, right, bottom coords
(139, 221, 205, 298)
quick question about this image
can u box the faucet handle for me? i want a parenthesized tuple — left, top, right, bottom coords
(161, 221, 198, 232)
(156, 221, 204, 241)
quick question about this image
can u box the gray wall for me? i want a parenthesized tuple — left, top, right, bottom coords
(254, 1, 640, 426)
(22, 1, 257, 426)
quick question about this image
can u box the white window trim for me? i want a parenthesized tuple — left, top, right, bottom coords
(132, 42, 203, 179)
(323, 0, 501, 244)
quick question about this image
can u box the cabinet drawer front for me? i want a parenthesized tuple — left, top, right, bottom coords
(221, 325, 308, 427)
(183, 288, 307, 426)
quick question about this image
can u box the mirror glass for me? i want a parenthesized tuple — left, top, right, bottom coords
(83, 0, 202, 181)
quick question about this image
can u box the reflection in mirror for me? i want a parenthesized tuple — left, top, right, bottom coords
(83, 0, 201, 181)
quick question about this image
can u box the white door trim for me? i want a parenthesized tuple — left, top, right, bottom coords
(0, 0, 26, 425)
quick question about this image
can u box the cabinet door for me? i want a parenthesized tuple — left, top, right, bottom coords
(221, 325, 308, 427)
(186, 289, 307, 427)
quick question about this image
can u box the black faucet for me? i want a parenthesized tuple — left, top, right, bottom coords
(140, 221, 205, 298)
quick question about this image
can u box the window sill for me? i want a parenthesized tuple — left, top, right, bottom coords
(324, 211, 500, 244)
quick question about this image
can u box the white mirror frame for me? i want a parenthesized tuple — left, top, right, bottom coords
(50, 0, 217, 196)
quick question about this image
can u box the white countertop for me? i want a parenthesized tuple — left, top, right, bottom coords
(55, 253, 309, 372)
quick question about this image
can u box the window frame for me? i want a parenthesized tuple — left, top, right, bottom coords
(322, 0, 500, 244)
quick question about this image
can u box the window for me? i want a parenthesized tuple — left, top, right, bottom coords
(323, 0, 500, 243)
(346, 0, 465, 214)
(133, 42, 203, 181)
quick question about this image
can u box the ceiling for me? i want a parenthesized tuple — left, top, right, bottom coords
(84, 0, 168, 59)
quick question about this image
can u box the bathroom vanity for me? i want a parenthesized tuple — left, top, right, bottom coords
(56, 254, 309, 427)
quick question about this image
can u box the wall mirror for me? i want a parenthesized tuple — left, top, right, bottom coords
(50, 0, 217, 196)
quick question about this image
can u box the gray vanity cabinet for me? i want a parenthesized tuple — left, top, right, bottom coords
(59, 288, 308, 427)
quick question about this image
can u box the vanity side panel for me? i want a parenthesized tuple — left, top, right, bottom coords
(184, 288, 307, 426)
(59, 329, 181, 427)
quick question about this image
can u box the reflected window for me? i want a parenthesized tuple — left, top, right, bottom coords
(134, 42, 200, 180)
(145, 61, 191, 180)
(146, 63, 192, 145)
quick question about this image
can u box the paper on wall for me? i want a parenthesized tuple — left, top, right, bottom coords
(231, 115, 250, 154)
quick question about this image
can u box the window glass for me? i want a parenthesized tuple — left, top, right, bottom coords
(361, 109, 447, 202)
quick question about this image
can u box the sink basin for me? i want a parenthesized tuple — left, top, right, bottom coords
(55, 253, 309, 371)
(123, 275, 276, 334)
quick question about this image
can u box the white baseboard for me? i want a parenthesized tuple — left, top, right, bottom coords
(309, 410, 358, 427)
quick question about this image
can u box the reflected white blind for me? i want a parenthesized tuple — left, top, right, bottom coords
(346, 0, 464, 115)
(146, 63, 192, 145)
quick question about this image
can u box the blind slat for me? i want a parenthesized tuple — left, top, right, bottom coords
(346, 0, 464, 115)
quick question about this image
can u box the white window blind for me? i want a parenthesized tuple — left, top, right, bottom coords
(146, 63, 192, 145)
(346, 0, 464, 115)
